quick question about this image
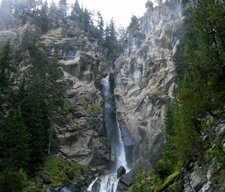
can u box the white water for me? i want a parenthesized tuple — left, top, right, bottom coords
(115, 121, 129, 172)
(87, 177, 98, 192)
(88, 76, 130, 192)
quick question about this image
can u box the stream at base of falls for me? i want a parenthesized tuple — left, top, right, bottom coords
(87, 75, 131, 192)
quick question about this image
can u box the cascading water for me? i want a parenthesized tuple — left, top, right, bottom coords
(88, 75, 130, 192)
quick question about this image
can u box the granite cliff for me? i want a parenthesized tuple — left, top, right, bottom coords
(114, 1, 182, 166)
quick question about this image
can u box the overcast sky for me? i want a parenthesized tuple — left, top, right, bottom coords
(0, 0, 150, 27)
(58, 0, 149, 27)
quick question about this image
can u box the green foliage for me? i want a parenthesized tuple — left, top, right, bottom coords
(48, 1, 59, 21)
(0, 169, 28, 192)
(33, 1, 49, 33)
(144, 1, 225, 191)
(97, 11, 104, 37)
(86, 104, 100, 116)
(129, 15, 138, 30)
(0, 41, 15, 91)
(16, 45, 66, 171)
(70, 0, 93, 32)
(104, 19, 121, 64)
(129, 167, 153, 192)
(0, 107, 30, 170)
(41, 156, 89, 187)
(71, 0, 81, 20)
(58, 0, 67, 18)
(145, 0, 153, 10)
(163, 0, 225, 168)
(205, 138, 225, 167)
(0, 40, 66, 186)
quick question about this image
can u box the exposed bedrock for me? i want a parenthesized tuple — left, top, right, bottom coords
(114, 1, 183, 166)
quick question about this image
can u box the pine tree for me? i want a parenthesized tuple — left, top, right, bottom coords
(104, 19, 121, 64)
(97, 11, 104, 37)
(0, 107, 30, 170)
(83, 8, 91, 31)
(71, 0, 81, 20)
(18, 44, 65, 170)
(48, 1, 59, 21)
(33, 0, 49, 33)
(0, 41, 14, 91)
(59, 0, 68, 19)
(129, 15, 138, 29)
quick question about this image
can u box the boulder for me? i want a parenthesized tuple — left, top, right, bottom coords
(190, 163, 207, 191)
(117, 166, 126, 178)
(119, 170, 134, 187)
(117, 170, 135, 191)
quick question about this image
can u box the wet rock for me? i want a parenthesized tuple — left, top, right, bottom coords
(117, 166, 126, 178)
(117, 170, 135, 191)
(119, 170, 134, 187)
(199, 182, 211, 192)
(190, 163, 207, 191)
(114, 1, 182, 166)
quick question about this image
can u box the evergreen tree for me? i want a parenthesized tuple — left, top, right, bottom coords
(33, 0, 49, 33)
(161, 0, 225, 174)
(82, 8, 91, 31)
(48, 1, 59, 21)
(97, 11, 104, 37)
(129, 15, 138, 29)
(71, 0, 81, 20)
(104, 19, 121, 64)
(58, 0, 68, 19)
(14, 0, 37, 17)
(0, 107, 30, 170)
(145, 0, 153, 10)
(18, 44, 65, 170)
(0, 41, 15, 91)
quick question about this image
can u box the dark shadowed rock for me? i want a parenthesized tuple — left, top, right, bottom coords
(117, 170, 135, 191)
(117, 166, 126, 178)
(119, 170, 135, 187)
(66, 169, 75, 180)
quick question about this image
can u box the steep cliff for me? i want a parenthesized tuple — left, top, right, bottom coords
(114, 1, 183, 166)
(0, 18, 111, 174)
(40, 25, 110, 170)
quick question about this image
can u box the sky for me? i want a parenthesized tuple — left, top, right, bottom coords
(0, 0, 150, 27)
(57, 0, 149, 27)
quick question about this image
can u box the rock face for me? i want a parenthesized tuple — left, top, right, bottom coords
(117, 166, 126, 178)
(117, 170, 135, 192)
(39, 24, 111, 170)
(114, 1, 183, 166)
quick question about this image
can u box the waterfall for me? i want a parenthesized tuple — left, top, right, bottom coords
(88, 75, 130, 192)
(115, 121, 129, 171)
(87, 178, 98, 191)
